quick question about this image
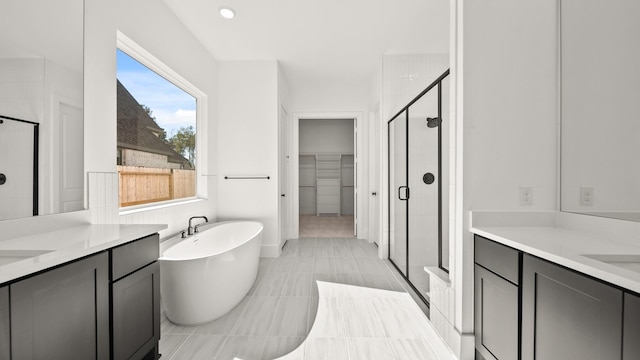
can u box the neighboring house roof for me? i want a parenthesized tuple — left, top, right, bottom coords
(116, 80, 191, 167)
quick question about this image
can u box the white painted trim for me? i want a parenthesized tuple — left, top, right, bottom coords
(118, 198, 205, 216)
(115, 31, 209, 204)
(278, 103, 290, 246)
(292, 111, 365, 239)
(260, 243, 281, 258)
(556, 0, 563, 213)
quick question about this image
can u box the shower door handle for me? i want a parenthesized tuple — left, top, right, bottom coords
(398, 186, 410, 201)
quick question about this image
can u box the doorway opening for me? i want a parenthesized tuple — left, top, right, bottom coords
(298, 119, 355, 238)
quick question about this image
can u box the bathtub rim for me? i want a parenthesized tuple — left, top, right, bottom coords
(158, 220, 264, 262)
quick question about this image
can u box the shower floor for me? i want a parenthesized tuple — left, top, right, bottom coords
(409, 265, 431, 302)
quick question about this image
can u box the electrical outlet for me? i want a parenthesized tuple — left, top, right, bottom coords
(519, 186, 533, 206)
(580, 186, 594, 206)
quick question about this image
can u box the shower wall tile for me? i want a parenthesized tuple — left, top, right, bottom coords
(97, 173, 106, 208)
(382, 54, 449, 121)
(425, 265, 457, 352)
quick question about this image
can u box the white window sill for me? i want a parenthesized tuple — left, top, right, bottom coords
(119, 197, 205, 216)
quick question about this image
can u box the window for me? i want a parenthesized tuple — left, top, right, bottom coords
(116, 48, 198, 208)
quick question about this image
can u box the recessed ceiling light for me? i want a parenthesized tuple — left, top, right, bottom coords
(219, 6, 236, 19)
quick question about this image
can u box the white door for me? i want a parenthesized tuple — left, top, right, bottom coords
(278, 105, 289, 248)
(353, 119, 358, 237)
(56, 102, 83, 212)
(0, 119, 36, 219)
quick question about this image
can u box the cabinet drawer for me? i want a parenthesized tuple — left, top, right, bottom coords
(316, 162, 340, 170)
(112, 234, 159, 281)
(317, 186, 340, 196)
(317, 179, 340, 187)
(475, 235, 520, 284)
(317, 203, 340, 213)
(317, 194, 340, 205)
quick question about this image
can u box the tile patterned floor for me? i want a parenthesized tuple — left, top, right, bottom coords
(159, 238, 449, 360)
(274, 282, 454, 360)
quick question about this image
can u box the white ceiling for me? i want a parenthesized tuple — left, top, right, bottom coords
(163, 0, 450, 90)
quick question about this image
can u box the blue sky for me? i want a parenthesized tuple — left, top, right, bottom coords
(116, 49, 196, 137)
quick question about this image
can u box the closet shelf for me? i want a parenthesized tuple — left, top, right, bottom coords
(299, 152, 354, 216)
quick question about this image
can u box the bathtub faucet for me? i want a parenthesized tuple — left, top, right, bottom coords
(188, 216, 208, 235)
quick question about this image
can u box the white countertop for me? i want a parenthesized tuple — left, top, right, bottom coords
(0, 224, 167, 285)
(471, 211, 640, 294)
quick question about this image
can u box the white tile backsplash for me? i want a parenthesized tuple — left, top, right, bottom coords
(88, 172, 120, 224)
(88, 172, 98, 209)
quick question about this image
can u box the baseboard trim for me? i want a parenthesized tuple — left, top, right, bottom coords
(260, 244, 281, 258)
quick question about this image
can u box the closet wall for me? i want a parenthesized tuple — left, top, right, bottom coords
(299, 119, 354, 215)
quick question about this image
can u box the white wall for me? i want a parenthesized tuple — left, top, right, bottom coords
(217, 60, 280, 257)
(450, 0, 558, 357)
(382, 54, 449, 120)
(0, 0, 219, 239)
(299, 119, 354, 154)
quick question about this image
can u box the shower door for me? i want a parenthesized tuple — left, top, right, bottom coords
(388, 110, 408, 276)
(387, 69, 450, 306)
(406, 86, 440, 300)
(0, 117, 38, 220)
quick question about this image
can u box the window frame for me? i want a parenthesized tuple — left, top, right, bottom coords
(116, 31, 208, 214)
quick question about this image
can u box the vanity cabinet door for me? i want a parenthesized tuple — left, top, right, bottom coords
(10, 252, 109, 360)
(112, 261, 160, 360)
(0, 286, 9, 360)
(475, 264, 519, 360)
(522, 254, 622, 360)
(474, 235, 521, 360)
(623, 292, 640, 359)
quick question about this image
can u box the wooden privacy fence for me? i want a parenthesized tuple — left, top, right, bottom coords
(118, 166, 196, 207)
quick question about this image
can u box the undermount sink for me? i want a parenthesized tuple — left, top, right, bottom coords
(582, 254, 640, 273)
(0, 249, 54, 266)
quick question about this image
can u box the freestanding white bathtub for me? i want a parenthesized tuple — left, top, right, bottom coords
(159, 221, 263, 325)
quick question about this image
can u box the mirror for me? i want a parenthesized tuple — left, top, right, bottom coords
(560, 0, 640, 222)
(0, 0, 84, 220)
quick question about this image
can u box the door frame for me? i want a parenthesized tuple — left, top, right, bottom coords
(291, 112, 365, 239)
(278, 104, 289, 248)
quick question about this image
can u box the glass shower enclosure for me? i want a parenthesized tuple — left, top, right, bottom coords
(388, 69, 450, 305)
(0, 115, 39, 220)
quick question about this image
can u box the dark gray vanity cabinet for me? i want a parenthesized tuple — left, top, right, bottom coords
(111, 234, 160, 360)
(522, 254, 622, 360)
(474, 235, 521, 360)
(10, 252, 110, 360)
(1, 286, 9, 360)
(623, 292, 640, 359)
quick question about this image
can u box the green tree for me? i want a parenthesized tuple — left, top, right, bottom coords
(168, 126, 196, 167)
